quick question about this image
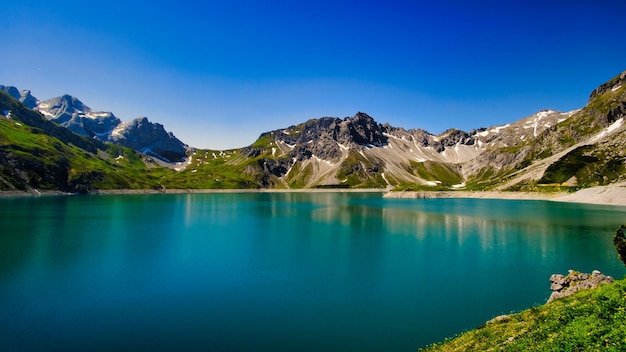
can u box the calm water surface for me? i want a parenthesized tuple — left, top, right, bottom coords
(1, 192, 625, 351)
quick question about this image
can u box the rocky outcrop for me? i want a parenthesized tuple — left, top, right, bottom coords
(589, 71, 626, 103)
(110, 117, 188, 162)
(547, 270, 614, 303)
(268, 112, 389, 152)
(0, 85, 39, 109)
(614, 225, 626, 267)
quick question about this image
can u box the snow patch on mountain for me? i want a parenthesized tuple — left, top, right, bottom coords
(590, 117, 624, 143)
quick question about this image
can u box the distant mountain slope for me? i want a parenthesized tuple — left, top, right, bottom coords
(36, 94, 189, 162)
(466, 71, 626, 191)
(1, 86, 188, 163)
(0, 85, 39, 109)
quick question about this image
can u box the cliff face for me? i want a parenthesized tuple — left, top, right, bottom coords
(109, 117, 188, 162)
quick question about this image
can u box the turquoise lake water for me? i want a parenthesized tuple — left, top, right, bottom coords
(1, 192, 626, 351)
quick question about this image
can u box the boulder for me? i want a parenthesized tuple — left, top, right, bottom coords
(547, 270, 614, 303)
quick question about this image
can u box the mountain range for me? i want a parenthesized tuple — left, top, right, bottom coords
(1, 70, 625, 193)
(0, 86, 188, 162)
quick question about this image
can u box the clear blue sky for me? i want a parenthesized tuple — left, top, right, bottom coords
(2, 0, 625, 150)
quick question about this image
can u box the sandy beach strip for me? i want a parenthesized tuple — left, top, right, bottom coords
(384, 182, 626, 207)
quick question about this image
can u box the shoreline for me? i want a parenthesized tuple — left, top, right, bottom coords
(0, 187, 389, 198)
(2, 183, 626, 207)
(383, 182, 626, 207)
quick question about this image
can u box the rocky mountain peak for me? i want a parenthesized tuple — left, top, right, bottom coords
(0, 86, 39, 109)
(28, 92, 187, 162)
(110, 117, 188, 162)
(0, 85, 20, 100)
(37, 94, 91, 124)
(19, 90, 39, 109)
(338, 112, 388, 147)
(589, 70, 626, 102)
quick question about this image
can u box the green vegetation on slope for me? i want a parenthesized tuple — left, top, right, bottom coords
(0, 116, 164, 192)
(336, 151, 386, 188)
(407, 160, 463, 186)
(420, 277, 626, 351)
(540, 145, 626, 187)
(157, 149, 263, 189)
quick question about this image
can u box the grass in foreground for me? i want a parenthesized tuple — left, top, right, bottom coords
(420, 278, 626, 351)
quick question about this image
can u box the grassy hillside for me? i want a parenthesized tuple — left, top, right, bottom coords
(1, 90, 269, 192)
(0, 113, 164, 192)
(420, 278, 626, 351)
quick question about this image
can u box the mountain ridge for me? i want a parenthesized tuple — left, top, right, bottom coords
(1, 69, 625, 193)
(1, 86, 188, 162)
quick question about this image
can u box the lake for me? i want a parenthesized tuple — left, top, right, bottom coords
(1, 192, 625, 351)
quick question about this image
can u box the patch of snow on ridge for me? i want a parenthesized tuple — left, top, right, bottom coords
(111, 123, 127, 137)
(337, 142, 349, 150)
(312, 155, 334, 166)
(612, 85, 622, 92)
(480, 124, 510, 136)
(85, 111, 112, 119)
(381, 173, 390, 186)
(530, 112, 551, 137)
(174, 154, 193, 171)
(535, 110, 552, 119)
(284, 158, 298, 178)
(38, 109, 55, 118)
(607, 118, 624, 133)
(590, 117, 624, 143)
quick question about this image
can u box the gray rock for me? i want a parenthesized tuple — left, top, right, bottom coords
(547, 270, 614, 303)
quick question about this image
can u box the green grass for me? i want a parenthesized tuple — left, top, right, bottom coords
(540, 145, 626, 187)
(405, 160, 464, 186)
(0, 115, 170, 191)
(420, 278, 626, 351)
(156, 149, 263, 189)
(335, 151, 387, 188)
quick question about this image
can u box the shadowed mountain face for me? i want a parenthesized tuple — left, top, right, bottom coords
(0, 85, 38, 109)
(108, 117, 188, 163)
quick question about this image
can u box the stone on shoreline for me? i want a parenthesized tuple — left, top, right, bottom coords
(547, 270, 614, 303)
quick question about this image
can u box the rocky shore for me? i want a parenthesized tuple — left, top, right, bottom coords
(547, 270, 615, 303)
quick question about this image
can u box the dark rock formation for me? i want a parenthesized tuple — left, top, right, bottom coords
(110, 117, 188, 162)
(589, 71, 626, 103)
(547, 270, 614, 303)
(0, 86, 38, 109)
(614, 224, 626, 267)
